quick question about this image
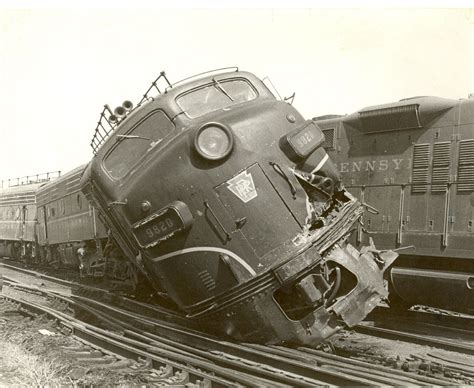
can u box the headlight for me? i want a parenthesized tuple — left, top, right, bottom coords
(194, 122, 234, 160)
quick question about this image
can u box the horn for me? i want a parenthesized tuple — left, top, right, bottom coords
(114, 106, 126, 118)
(122, 100, 133, 112)
(109, 114, 118, 124)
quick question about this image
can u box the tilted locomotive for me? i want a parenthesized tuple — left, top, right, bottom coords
(81, 68, 397, 344)
(314, 96, 474, 314)
(0, 169, 138, 287)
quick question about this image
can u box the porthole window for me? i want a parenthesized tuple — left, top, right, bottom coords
(77, 194, 82, 209)
(51, 207, 56, 218)
(60, 200, 66, 215)
(15, 207, 21, 220)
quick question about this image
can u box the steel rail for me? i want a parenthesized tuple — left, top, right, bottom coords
(3, 261, 470, 386)
(0, 294, 277, 387)
(69, 298, 336, 387)
(1, 282, 321, 386)
(71, 293, 452, 386)
(354, 323, 474, 356)
(0, 261, 187, 322)
(368, 305, 474, 332)
(295, 347, 455, 386)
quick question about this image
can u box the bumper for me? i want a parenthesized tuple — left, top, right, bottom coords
(191, 243, 397, 345)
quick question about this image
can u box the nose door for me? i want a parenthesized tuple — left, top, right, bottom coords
(215, 163, 301, 266)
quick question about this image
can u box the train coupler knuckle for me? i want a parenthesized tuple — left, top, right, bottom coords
(296, 274, 330, 306)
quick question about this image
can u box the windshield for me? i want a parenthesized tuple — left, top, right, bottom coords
(176, 78, 258, 118)
(103, 110, 174, 179)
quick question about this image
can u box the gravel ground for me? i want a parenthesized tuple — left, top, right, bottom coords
(0, 288, 154, 386)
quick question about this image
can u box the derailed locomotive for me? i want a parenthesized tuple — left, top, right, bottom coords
(314, 96, 474, 314)
(81, 68, 397, 344)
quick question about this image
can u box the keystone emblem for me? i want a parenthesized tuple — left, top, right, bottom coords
(227, 170, 257, 203)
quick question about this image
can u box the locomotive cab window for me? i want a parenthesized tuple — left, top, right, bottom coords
(176, 78, 258, 118)
(104, 110, 175, 179)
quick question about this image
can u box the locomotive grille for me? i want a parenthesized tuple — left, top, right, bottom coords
(198, 270, 216, 291)
(457, 139, 474, 191)
(0, 191, 36, 205)
(322, 128, 336, 150)
(411, 143, 430, 193)
(431, 142, 451, 192)
(359, 104, 422, 132)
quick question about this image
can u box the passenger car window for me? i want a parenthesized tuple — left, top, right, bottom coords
(104, 110, 175, 179)
(176, 79, 258, 118)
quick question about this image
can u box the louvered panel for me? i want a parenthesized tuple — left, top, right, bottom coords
(413, 144, 430, 167)
(412, 143, 430, 193)
(457, 140, 474, 192)
(432, 142, 451, 166)
(322, 128, 336, 150)
(412, 169, 429, 193)
(432, 166, 450, 192)
(458, 165, 474, 191)
(431, 142, 451, 192)
(458, 140, 474, 165)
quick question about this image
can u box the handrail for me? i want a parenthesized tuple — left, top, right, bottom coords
(90, 104, 117, 154)
(137, 71, 172, 106)
(89, 67, 239, 155)
(0, 171, 61, 189)
(90, 71, 172, 154)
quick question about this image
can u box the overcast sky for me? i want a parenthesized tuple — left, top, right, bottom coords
(0, 8, 473, 181)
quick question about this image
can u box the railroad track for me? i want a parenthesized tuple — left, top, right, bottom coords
(356, 306, 474, 355)
(0, 294, 255, 387)
(0, 277, 460, 386)
(3, 261, 474, 385)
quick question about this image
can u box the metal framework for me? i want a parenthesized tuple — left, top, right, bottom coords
(0, 171, 61, 189)
(90, 68, 240, 154)
(90, 72, 172, 154)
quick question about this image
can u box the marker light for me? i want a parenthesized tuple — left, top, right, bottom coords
(194, 123, 233, 160)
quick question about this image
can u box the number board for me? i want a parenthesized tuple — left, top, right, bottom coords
(279, 120, 325, 161)
(132, 201, 193, 248)
(288, 122, 325, 158)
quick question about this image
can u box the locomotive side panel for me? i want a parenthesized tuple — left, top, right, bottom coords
(36, 166, 108, 246)
(317, 97, 474, 259)
(0, 183, 42, 258)
(36, 165, 109, 269)
(315, 96, 474, 313)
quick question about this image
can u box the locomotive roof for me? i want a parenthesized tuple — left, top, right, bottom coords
(0, 182, 43, 205)
(315, 96, 474, 132)
(36, 164, 87, 204)
(158, 70, 262, 100)
(91, 70, 275, 156)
